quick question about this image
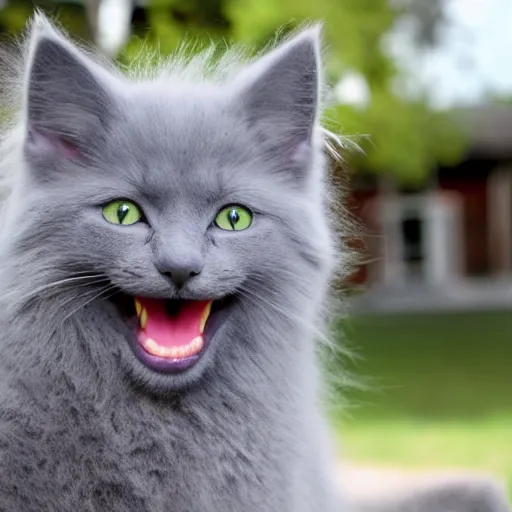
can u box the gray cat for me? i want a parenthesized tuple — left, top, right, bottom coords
(0, 15, 345, 512)
(0, 15, 509, 512)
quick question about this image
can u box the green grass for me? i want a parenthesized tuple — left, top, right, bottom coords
(330, 311, 512, 497)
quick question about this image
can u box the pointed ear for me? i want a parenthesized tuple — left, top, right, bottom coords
(24, 16, 111, 159)
(236, 27, 322, 165)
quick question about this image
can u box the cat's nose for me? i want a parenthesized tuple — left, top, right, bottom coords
(155, 257, 203, 288)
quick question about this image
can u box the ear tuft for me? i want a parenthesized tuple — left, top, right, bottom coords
(29, 11, 63, 42)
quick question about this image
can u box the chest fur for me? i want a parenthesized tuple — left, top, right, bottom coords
(0, 391, 300, 512)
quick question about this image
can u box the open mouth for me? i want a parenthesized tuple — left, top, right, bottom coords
(113, 295, 232, 373)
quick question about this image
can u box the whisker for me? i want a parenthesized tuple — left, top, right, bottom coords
(3, 275, 110, 305)
(236, 286, 319, 334)
(237, 282, 344, 353)
(59, 284, 120, 325)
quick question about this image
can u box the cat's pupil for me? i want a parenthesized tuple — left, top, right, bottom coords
(228, 209, 240, 228)
(117, 204, 130, 224)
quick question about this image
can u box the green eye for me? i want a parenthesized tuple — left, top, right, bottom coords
(215, 205, 253, 231)
(102, 200, 142, 225)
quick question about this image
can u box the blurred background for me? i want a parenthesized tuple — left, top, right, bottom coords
(1, 0, 511, 501)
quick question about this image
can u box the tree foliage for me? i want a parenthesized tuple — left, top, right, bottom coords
(0, 0, 467, 184)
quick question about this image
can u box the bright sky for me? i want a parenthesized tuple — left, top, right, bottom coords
(388, 0, 512, 109)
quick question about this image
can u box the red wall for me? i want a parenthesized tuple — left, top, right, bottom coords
(439, 176, 490, 276)
(345, 188, 379, 285)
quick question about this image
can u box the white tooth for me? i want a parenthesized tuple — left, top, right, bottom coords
(191, 336, 204, 355)
(161, 346, 173, 358)
(143, 338, 159, 355)
(135, 299, 142, 317)
(143, 336, 204, 360)
(199, 302, 212, 334)
(157, 346, 169, 358)
(146, 339, 166, 359)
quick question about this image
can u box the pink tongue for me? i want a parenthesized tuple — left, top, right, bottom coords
(137, 298, 209, 348)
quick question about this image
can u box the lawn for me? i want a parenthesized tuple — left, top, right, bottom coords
(330, 310, 512, 497)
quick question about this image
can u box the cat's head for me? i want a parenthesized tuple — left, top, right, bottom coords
(4, 16, 336, 393)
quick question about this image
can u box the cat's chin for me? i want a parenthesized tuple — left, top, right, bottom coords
(110, 293, 234, 388)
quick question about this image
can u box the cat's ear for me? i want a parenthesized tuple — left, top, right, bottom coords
(23, 15, 112, 160)
(235, 27, 322, 167)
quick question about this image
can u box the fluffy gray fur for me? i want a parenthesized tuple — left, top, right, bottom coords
(0, 15, 345, 512)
